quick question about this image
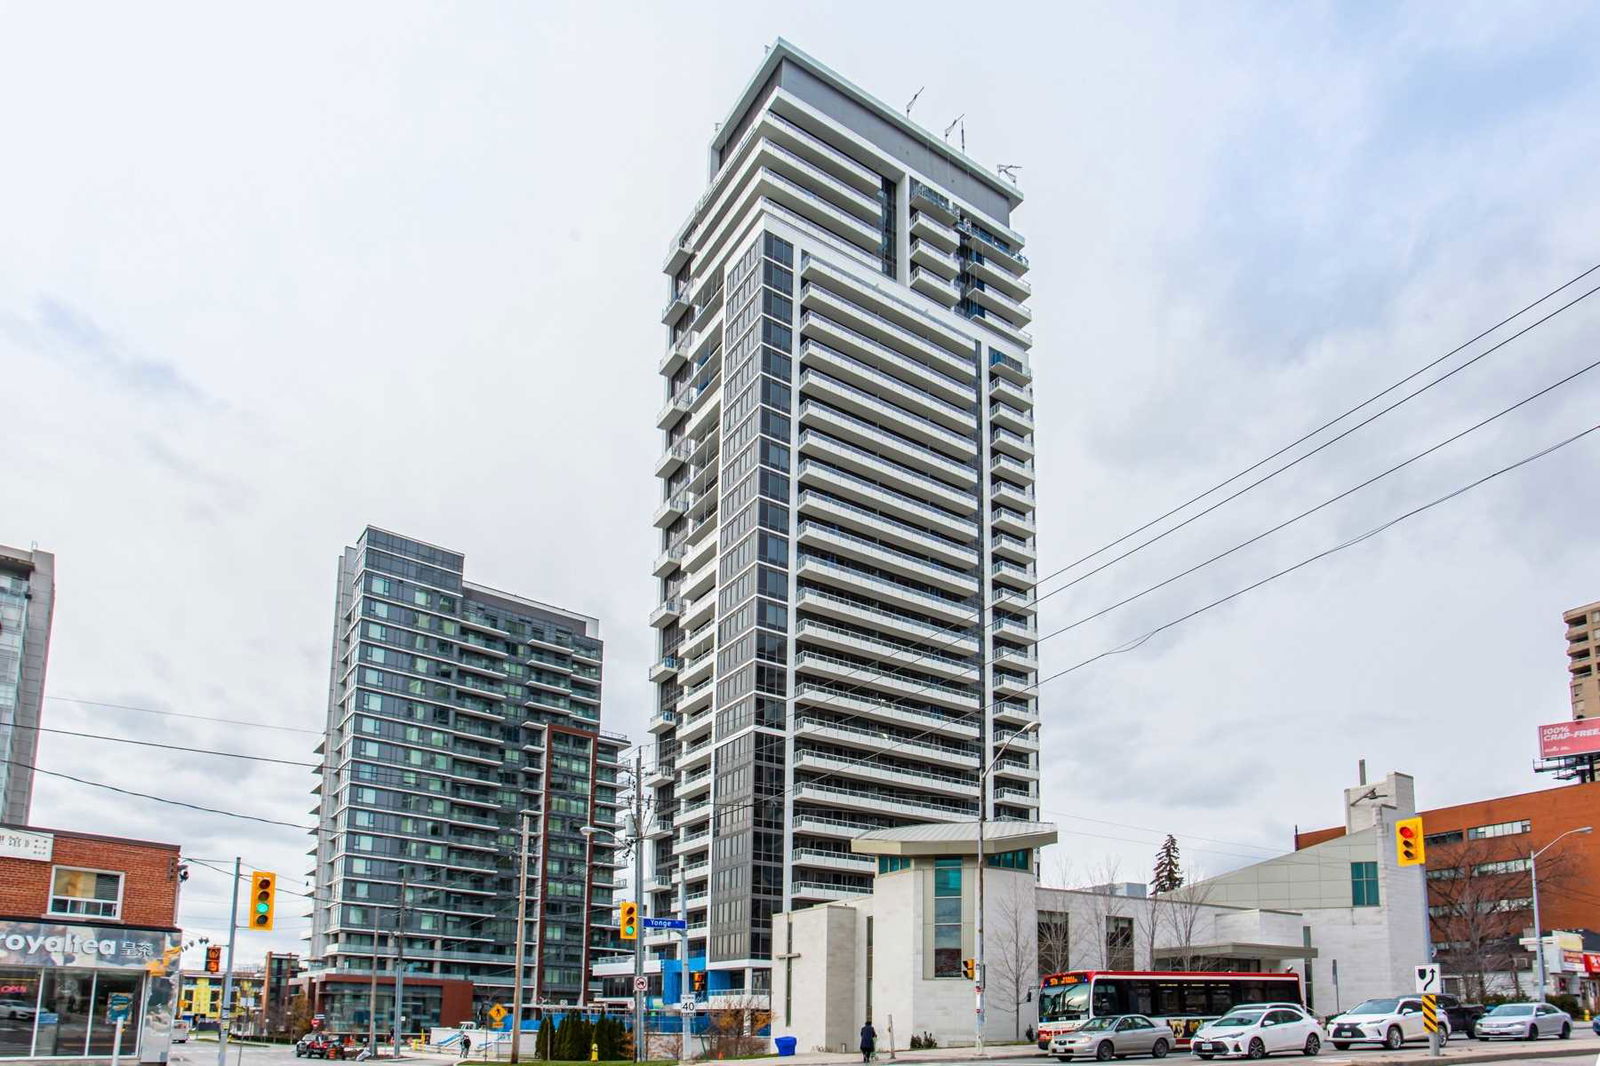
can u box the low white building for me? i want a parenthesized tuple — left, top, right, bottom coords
(770, 775, 1430, 1052)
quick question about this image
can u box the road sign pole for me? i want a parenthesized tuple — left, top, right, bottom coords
(112, 1018, 124, 1066)
(679, 874, 689, 1066)
(217, 857, 240, 1066)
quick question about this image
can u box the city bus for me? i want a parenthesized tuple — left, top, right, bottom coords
(1036, 971, 1306, 1049)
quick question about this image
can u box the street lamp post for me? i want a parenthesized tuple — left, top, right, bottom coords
(510, 809, 537, 1064)
(975, 719, 1039, 1057)
(1531, 825, 1592, 1003)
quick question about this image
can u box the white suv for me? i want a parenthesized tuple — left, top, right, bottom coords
(1328, 997, 1449, 1050)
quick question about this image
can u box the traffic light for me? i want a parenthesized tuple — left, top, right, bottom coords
(963, 958, 976, 980)
(691, 971, 705, 993)
(205, 946, 222, 974)
(1395, 817, 1426, 867)
(619, 901, 638, 941)
(249, 871, 277, 930)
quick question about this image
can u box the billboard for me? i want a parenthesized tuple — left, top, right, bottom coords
(1538, 720, 1600, 759)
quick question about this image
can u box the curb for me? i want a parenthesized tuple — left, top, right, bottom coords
(1343, 1045, 1598, 1066)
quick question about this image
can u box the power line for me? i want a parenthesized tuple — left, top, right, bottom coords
(18, 722, 317, 768)
(4, 755, 314, 831)
(48, 695, 322, 734)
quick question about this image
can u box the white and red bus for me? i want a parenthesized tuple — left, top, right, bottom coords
(1035, 971, 1305, 1049)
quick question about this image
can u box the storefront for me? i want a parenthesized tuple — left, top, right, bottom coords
(0, 920, 180, 1061)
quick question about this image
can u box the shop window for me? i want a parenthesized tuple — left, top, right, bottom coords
(49, 868, 123, 919)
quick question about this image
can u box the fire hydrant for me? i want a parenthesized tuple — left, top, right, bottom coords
(590, 1042, 599, 1062)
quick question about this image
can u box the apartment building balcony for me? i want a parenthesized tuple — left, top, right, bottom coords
(679, 739, 713, 773)
(754, 166, 881, 253)
(796, 490, 977, 569)
(991, 505, 1036, 537)
(682, 556, 717, 601)
(990, 401, 1033, 435)
(911, 266, 960, 306)
(992, 615, 1037, 641)
(909, 181, 960, 225)
(966, 279, 1034, 325)
(796, 520, 977, 596)
(793, 681, 979, 739)
(684, 382, 722, 439)
(762, 109, 883, 194)
(681, 620, 715, 659)
(990, 452, 1034, 484)
(649, 656, 681, 683)
(679, 766, 712, 798)
(684, 524, 718, 573)
(794, 715, 980, 771)
(800, 310, 975, 399)
(992, 558, 1035, 591)
(965, 251, 1032, 300)
(656, 388, 696, 431)
(990, 425, 1035, 461)
(990, 376, 1033, 412)
(800, 340, 977, 434)
(648, 599, 683, 628)
(910, 238, 960, 280)
(652, 543, 687, 577)
(799, 378, 976, 468)
(793, 812, 884, 839)
(910, 210, 960, 254)
(994, 586, 1037, 616)
(991, 480, 1035, 513)
(992, 670, 1035, 700)
(795, 587, 980, 655)
(794, 618, 978, 683)
(958, 221, 1030, 276)
(655, 438, 695, 479)
(792, 849, 877, 875)
(682, 590, 715, 630)
(794, 649, 979, 712)
(801, 257, 973, 356)
(968, 307, 1034, 350)
(652, 489, 695, 528)
(797, 460, 978, 541)
(996, 785, 1038, 806)
(661, 288, 693, 326)
(678, 677, 714, 718)
(792, 778, 974, 820)
(798, 429, 976, 515)
(757, 138, 880, 223)
(797, 554, 977, 626)
(988, 350, 1032, 386)
(994, 699, 1038, 726)
(678, 707, 714, 747)
(679, 649, 714, 688)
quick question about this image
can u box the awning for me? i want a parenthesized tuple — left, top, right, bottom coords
(1154, 942, 1319, 961)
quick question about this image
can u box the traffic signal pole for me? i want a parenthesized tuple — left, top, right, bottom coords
(216, 857, 240, 1066)
(632, 749, 645, 1064)
(511, 810, 533, 1064)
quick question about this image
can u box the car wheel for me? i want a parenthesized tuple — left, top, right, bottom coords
(1559, 1023, 1571, 1040)
(1384, 1026, 1403, 1051)
(1476, 1035, 1488, 1042)
(1331, 1044, 1349, 1052)
(1524, 1025, 1538, 1041)
(1096, 1042, 1115, 1062)
(1152, 1039, 1170, 1059)
(1247, 1038, 1266, 1060)
(1302, 1034, 1320, 1057)
(1197, 1056, 1214, 1061)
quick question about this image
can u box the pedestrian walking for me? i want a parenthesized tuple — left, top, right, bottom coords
(859, 1020, 877, 1064)
(460, 1032, 473, 1059)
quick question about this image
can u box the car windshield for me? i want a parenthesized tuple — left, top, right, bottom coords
(1487, 1005, 1535, 1016)
(1040, 983, 1091, 1022)
(1211, 1014, 1262, 1028)
(1079, 1018, 1117, 1032)
(1349, 998, 1401, 1015)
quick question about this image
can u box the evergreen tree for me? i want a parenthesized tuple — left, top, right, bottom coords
(596, 1017, 622, 1061)
(1152, 834, 1184, 893)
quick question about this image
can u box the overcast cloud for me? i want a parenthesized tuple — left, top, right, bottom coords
(3, 1, 1599, 962)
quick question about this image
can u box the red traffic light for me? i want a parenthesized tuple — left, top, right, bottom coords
(1399, 826, 1416, 839)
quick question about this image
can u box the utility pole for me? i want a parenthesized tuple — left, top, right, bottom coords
(975, 722, 1039, 1056)
(511, 810, 534, 1064)
(632, 748, 646, 1064)
(393, 867, 409, 1059)
(216, 858, 241, 1066)
(679, 873, 689, 1065)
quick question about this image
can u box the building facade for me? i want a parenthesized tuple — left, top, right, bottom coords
(0, 545, 54, 825)
(1566, 601, 1598, 721)
(1296, 778, 1600, 999)
(647, 39, 1040, 1001)
(309, 527, 625, 1028)
(0, 822, 183, 1062)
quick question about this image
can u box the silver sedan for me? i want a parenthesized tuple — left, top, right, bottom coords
(1050, 1015, 1173, 1061)
(1475, 1003, 1572, 1041)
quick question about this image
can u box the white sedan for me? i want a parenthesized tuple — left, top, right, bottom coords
(1191, 1006, 1327, 1059)
(1475, 1003, 1572, 1041)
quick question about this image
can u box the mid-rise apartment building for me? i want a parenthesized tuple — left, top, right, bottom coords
(0, 544, 54, 825)
(646, 41, 1040, 999)
(1566, 600, 1598, 720)
(309, 527, 625, 1026)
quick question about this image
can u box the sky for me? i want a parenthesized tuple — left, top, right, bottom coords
(3, 1, 1600, 964)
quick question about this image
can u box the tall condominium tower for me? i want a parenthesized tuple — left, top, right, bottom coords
(1567, 600, 1599, 720)
(647, 41, 1039, 998)
(0, 543, 54, 825)
(309, 527, 625, 1026)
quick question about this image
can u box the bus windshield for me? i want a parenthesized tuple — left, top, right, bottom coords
(1040, 983, 1090, 1022)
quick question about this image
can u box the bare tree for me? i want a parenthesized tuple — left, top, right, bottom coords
(1427, 840, 1572, 1001)
(986, 882, 1039, 1040)
(1037, 907, 1072, 977)
(1155, 878, 1215, 972)
(1071, 861, 1131, 969)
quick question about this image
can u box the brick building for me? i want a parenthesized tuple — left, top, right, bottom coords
(0, 822, 183, 1061)
(1296, 781, 1600, 999)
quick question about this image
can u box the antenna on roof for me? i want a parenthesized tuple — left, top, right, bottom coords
(943, 114, 964, 143)
(997, 164, 1022, 183)
(905, 86, 924, 118)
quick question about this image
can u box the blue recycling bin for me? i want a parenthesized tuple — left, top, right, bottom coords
(775, 1036, 798, 1057)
